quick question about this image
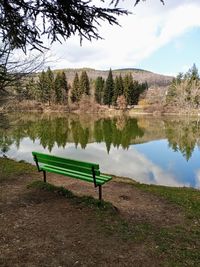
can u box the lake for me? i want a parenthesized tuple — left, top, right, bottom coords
(0, 112, 200, 189)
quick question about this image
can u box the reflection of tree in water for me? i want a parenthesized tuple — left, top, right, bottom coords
(94, 116, 144, 153)
(164, 118, 200, 161)
(0, 114, 144, 153)
(0, 135, 13, 155)
(71, 120, 89, 149)
(2, 113, 200, 159)
(0, 114, 14, 155)
(0, 116, 70, 153)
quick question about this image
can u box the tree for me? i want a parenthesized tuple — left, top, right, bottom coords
(166, 64, 200, 110)
(112, 74, 124, 105)
(54, 73, 62, 104)
(185, 64, 199, 81)
(37, 70, 48, 102)
(132, 80, 140, 104)
(0, 43, 45, 94)
(0, 1, 164, 52)
(80, 71, 90, 96)
(54, 71, 68, 104)
(103, 69, 114, 106)
(22, 77, 37, 100)
(95, 76, 104, 104)
(123, 73, 134, 105)
(45, 67, 54, 105)
(71, 73, 80, 103)
(116, 95, 127, 110)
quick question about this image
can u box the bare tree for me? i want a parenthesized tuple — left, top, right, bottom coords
(0, 43, 45, 94)
(116, 95, 127, 110)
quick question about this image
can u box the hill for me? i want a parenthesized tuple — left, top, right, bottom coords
(54, 68, 173, 87)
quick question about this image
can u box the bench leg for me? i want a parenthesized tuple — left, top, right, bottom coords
(99, 185, 102, 201)
(43, 171, 46, 183)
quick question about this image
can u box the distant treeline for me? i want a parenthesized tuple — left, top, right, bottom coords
(95, 69, 148, 107)
(15, 68, 148, 108)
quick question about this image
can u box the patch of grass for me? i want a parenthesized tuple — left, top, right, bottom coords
(132, 183, 200, 266)
(153, 225, 200, 267)
(27, 180, 116, 212)
(27, 180, 75, 198)
(0, 157, 35, 182)
(133, 183, 200, 219)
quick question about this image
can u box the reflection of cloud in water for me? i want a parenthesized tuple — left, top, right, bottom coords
(106, 146, 186, 188)
(195, 169, 200, 189)
(6, 138, 187, 188)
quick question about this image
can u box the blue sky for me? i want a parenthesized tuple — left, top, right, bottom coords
(41, 0, 200, 76)
(138, 27, 200, 75)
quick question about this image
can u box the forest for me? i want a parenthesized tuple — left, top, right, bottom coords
(13, 68, 148, 109)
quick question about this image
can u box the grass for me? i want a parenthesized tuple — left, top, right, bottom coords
(134, 183, 200, 219)
(0, 157, 35, 182)
(132, 183, 200, 267)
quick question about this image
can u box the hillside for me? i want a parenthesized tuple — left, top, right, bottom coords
(54, 68, 173, 87)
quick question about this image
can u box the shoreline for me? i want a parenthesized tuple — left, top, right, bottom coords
(2, 99, 200, 116)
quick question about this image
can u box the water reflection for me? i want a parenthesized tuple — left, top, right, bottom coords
(0, 113, 144, 153)
(164, 118, 200, 161)
(0, 113, 200, 188)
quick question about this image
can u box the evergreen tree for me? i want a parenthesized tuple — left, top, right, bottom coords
(176, 72, 184, 84)
(60, 71, 68, 103)
(118, 74, 124, 96)
(132, 80, 140, 104)
(54, 72, 63, 103)
(24, 78, 37, 100)
(112, 76, 119, 106)
(45, 67, 54, 105)
(95, 76, 104, 104)
(112, 75, 124, 105)
(185, 64, 199, 81)
(71, 72, 80, 102)
(123, 73, 134, 105)
(80, 71, 90, 95)
(103, 69, 114, 106)
(14, 80, 24, 100)
(54, 71, 68, 104)
(37, 70, 48, 102)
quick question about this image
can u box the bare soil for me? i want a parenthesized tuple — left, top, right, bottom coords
(0, 171, 185, 267)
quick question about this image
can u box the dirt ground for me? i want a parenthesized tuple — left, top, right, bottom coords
(0, 172, 185, 267)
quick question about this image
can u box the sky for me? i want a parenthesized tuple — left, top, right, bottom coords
(45, 0, 200, 76)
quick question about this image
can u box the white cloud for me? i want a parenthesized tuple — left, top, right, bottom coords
(45, 1, 200, 71)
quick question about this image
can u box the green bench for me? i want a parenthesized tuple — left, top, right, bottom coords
(32, 151, 112, 200)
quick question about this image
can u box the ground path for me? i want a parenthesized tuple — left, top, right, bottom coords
(0, 170, 185, 267)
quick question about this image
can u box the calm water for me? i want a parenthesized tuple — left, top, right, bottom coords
(1, 112, 200, 189)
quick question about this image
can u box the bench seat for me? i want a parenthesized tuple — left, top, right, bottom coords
(41, 165, 112, 185)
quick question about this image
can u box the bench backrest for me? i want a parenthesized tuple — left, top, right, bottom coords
(32, 151, 100, 176)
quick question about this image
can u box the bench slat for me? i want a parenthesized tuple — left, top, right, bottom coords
(43, 165, 111, 183)
(32, 151, 99, 170)
(41, 166, 107, 185)
(34, 157, 100, 176)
